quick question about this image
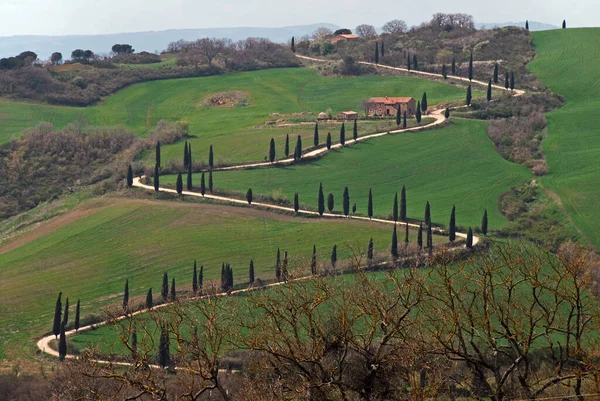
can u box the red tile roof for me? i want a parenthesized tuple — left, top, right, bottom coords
(368, 97, 414, 105)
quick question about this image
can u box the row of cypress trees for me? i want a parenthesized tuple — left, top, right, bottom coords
(52, 292, 81, 361)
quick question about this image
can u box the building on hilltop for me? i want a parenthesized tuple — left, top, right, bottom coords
(331, 34, 359, 44)
(367, 97, 416, 117)
(336, 111, 358, 120)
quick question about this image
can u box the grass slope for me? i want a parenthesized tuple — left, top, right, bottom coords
(0, 197, 434, 361)
(529, 28, 600, 247)
(0, 68, 472, 164)
(163, 119, 529, 230)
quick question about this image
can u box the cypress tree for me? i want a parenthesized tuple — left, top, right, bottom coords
(367, 238, 373, 264)
(269, 138, 276, 163)
(146, 288, 153, 309)
(176, 173, 183, 195)
(200, 172, 206, 196)
(123, 280, 129, 313)
(417, 223, 423, 249)
(294, 192, 299, 213)
(170, 278, 176, 300)
(467, 227, 474, 249)
(421, 92, 428, 113)
(562, 20, 566, 29)
(442, 63, 447, 79)
(187, 156, 193, 190)
(396, 106, 402, 126)
(445, 108, 450, 119)
(74, 299, 80, 332)
(249, 259, 255, 284)
(228, 265, 234, 289)
(353, 119, 358, 141)
(314, 123, 319, 147)
(427, 224, 433, 251)
(275, 248, 281, 281)
(327, 193, 334, 213)
(331, 245, 337, 269)
(367, 188, 373, 219)
(413, 54, 418, 71)
(58, 323, 67, 361)
(184, 141, 189, 168)
(451, 56, 456, 75)
(326, 132, 332, 150)
(493, 62, 499, 83)
(294, 135, 302, 160)
(155, 141, 161, 168)
(375, 42, 379, 64)
(209, 145, 214, 169)
(525, 20, 529, 30)
(425, 201, 431, 226)
(449, 205, 456, 242)
(284, 134, 290, 157)
(62, 297, 69, 327)
(53, 292, 62, 338)
(400, 185, 407, 222)
(487, 79, 492, 102)
(153, 164, 160, 192)
(343, 186, 350, 217)
(209, 170, 213, 193)
(193, 260, 198, 295)
(246, 188, 253, 204)
(393, 192, 399, 222)
(466, 85, 472, 106)
(482, 209, 488, 235)
(159, 325, 170, 368)
(353, 203, 357, 214)
(199, 266, 203, 292)
(318, 183, 325, 216)
(291, 36, 295, 52)
(407, 55, 411, 71)
(161, 272, 168, 299)
(381, 41, 385, 57)
(505, 72, 510, 89)
(468, 52, 473, 81)
(510, 71, 515, 90)
(404, 222, 409, 244)
(340, 123, 346, 146)
(131, 328, 137, 359)
(416, 102, 422, 124)
(127, 165, 133, 187)
(391, 224, 398, 259)
(403, 111, 407, 129)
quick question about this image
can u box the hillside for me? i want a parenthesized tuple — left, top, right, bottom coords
(528, 28, 600, 247)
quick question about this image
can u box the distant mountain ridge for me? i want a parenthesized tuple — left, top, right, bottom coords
(476, 21, 559, 31)
(0, 23, 341, 60)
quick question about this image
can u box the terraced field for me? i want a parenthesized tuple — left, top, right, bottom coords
(529, 28, 600, 246)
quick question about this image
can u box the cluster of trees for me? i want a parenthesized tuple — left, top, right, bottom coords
(52, 292, 81, 361)
(221, 263, 234, 291)
(0, 50, 38, 70)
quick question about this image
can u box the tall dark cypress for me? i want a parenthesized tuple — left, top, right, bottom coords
(275, 248, 281, 281)
(131, 328, 138, 359)
(161, 272, 169, 299)
(326, 132, 332, 150)
(209, 170, 213, 193)
(331, 245, 337, 269)
(468, 52, 473, 81)
(74, 299, 80, 332)
(417, 223, 423, 249)
(343, 186, 350, 217)
(466, 85, 472, 106)
(294, 192, 299, 213)
(123, 279, 129, 313)
(404, 222, 409, 244)
(367, 238, 373, 264)
(353, 119, 358, 141)
(525, 20, 529, 30)
(291, 36, 295, 52)
(505, 73, 510, 89)
(327, 193, 334, 213)
(562, 20, 566, 29)
(449, 206, 456, 242)
(445, 108, 450, 119)
(400, 185, 407, 222)
(416, 102, 422, 124)
(183, 141, 189, 168)
(403, 112, 407, 129)
(487, 79, 493, 102)
(427, 224, 433, 251)
(482, 209, 489, 235)
(493, 63, 499, 83)
(421, 92, 428, 113)
(510, 71, 515, 90)
(58, 323, 67, 361)
(375, 42, 379, 64)
(170, 278, 176, 300)
(62, 297, 69, 327)
(155, 140, 161, 168)
(193, 260, 198, 295)
(228, 265, 234, 289)
(392, 192, 399, 222)
(200, 172, 206, 196)
(391, 224, 398, 259)
(159, 325, 170, 368)
(127, 165, 133, 187)
(425, 201, 431, 226)
(318, 183, 325, 216)
(413, 54, 418, 71)
(269, 138, 276, 163)
(311, 245, 317, 275)
(146, 288, 153, 308)
(367, 188, 373, 219)
(451, 56, 456, 75)
(396, 106, 402, 126)
(187, 155, 193, 190)
(284, 134, 290, 157)
(209, 145, 214, 169)
(249, 260, 255, 284)
(52, 292, 62, 338)
(340, 123, 346, 146)
(176, 173, 183, 195)
(442, 63, 447, 79)
(294, 135, 302, 160)
(246, 188, 253, 204)
(153, 164, 160, 192)
(314, 123, 319, 147)
(467, 227, 474, 249)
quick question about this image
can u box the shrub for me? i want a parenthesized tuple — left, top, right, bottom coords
(532, 160, 549, 176)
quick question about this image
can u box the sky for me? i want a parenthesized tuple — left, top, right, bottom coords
(0, 0, 597, 37)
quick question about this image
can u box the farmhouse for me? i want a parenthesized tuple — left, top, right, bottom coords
(367, 97, 416, 117)
(336, 111, 358, 120)
(331, 34, 359, 44)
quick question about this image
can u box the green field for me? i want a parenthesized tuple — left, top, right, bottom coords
(529, 28, 600, 247)
(0, 68, 474, 164)
(0, 196, 441, 360)
(163, 119, 530, 230)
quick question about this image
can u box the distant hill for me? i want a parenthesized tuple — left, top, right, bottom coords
(476, 21, 559, 31)
(0, 23, 340, 60)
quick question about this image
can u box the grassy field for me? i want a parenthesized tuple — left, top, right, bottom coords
(0, 68, 475, 164)
(162, 119, 530, 230)
(529, 28, 600, 247)
(0, 196, 442, 361)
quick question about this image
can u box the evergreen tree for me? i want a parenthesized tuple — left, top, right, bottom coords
(53, 292, 62, 338)
(467, 227, 474, 248)
(487, 79, 493, 102)
(396, 106, 402, 126)
(127, 165, 133, 187)
(153, 164, 160, 192)
(445, 108, 450, 119)
(75, 299, 80, 332)
(407, 55, 411, 71)
(413, 54, 418, 71)
(209, 170, 213, 193)
(249, 259, 255, 284)
(442, 63, 447, 79)
(159, 325, 170, 368)
(146, 288, 153, 309)
(510, 71, 515, 90)
(327, 193, 334, 213)
(131, 328, 137, 359)
(505, 72, 510, 89)
(155, 141, 161, 168)
(404, 222, 409, 244)
(284, 134, 290, 157)
(161, 273, 169, 299)
(482, 209, 488, 235)
(367, 188, 373, 219)
(421, 92, 428, 113)
(176, 173, 183, 195)
(209, 145, 214, 169)
(123, 279, 129, 313)
(294, 192, 299, 213)
(275, 248, 281, 281)
(318, 183, 325, 216)
(340, 123, 346, 146)
(193, 260, 198, 295)
(199, 266, 203, 293)
(170, 278, 176, 300)
(311, 245, 318, 275)
(449, 205, 456, 242)
(228, 264, 234, 290)
(381, 41, 385, 57)
(343, 186, 350, 217)
(184, 141, 189, 168)
(417, 223, 423, 249)
(427, 224, 433, 251)
(62, 297, 69, 328)
(416, 102, 422, 124)
(58, 323, 67, 361)
(400, 185, 407, 221)
(391, 224, 398, 259)
(367, 238, 373, 264)
(269, 138, 276, 163)
(451, 55, 456, 75)
(525, 20, 529, 30)
(375, 42, 379, 64)
(468, 52, 473, 81)
(326, 132, 332, 150)
(294, 135, 302, 160)
(291, 36, 295, 53)
(187, 156, 193, 190)
(353, 203, 357, 214)
(331, 245, 337, 269)
(403, 111, 407, 129)
(282, 251, 289, 281)
(353, 119, 358, 141)
(314, 123, 319, 147)
(466, 85, 472, 106)
(246, 188, 253, 204)
(562, 20, 566, 29)
(493, 62, 499, 83)
(393, 192, 399, 222)
(425, 201, 431, 226)
(200, 172, 206, 196)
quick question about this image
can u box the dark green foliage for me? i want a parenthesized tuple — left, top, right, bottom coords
(451, 56, 456, 75)
(327, 193, 334, 213)
(249, 259, 255, 284)
(367, 238, 373, 264)
(510, 71, 515, 90)
(425, 201, 431, 226)
(562, 20, 566, 29)
(331, 245, 337, 269)
(294, 135, 302, 160)
(318, 183, 325, 216)
(353, 119, 358, 141)
(153, 164, 160, 192)
(158, 325, 170, 368)
(311, 245, 317, 275)
(445, 108, 450, 119)
(146, 288, 153, 309)
(343, 186, 350, 217)
(407, 55, 411, 71)
(127, 165, 133, 187)
(155, 141, 161, 168)
(352, 203, 357, 214)
(314, 123, 319, 147)
(284, 134, 290, 157)
(427, 224, 433, 250)
(416, 102, 422, 124)
(176, 173, 183, 195)
(421, 92, 428, 112)
(170, 278, 176, 300)
(269, 138, 276, 163)
(396, 106, 401, 126)
(291, 36, 295, 53)
(505, 73, 510, 89)
(186, 157, 193, 190)
(340, 123, 346, 146)
(526, 20, 529, 30)
(391, 224, 398, 259)
(367, 188, 373, 219)
(200, 172, 206, 196)
(404, 222, 409, 244)
(482, 209, 488, 235)
(62, 297, 69, 327)
(493, 63, 499, 83)
(123, 280, 129, 313)
(53, 292, 62, 338)
(417, 223, 423, 249)
(442, 64, 447, 79)
(392, 192, 399, 222)
(58, 323, 67, 361)
(199, 266, 203, 292)
(467, 227, 474, 248)
(375, 43, 379, 64)
(294, 192, 299, 213)
(209, 145, 214, 168)
(275, 248, 281, 281)
(326, 132, 332, 150)
(74, 299, 80, 331)
(400, 185, 407, 221)
(192, 260, 198, 295)
(209, 170, 213, 193)
(161, 273, 168, 299)
(449, 205, 456, 242)
(468, 52, 473, 81)
(403, 112, 407, 129)
(487, 79, 493, 102)
(413, 54, 418, 71)
(183, 141, 189, 168)
(246, 188, 253, 204)
(466, 85, 472, 106)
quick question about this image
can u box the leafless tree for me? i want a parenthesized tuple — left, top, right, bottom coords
(192, 38, 228, 65)
(355, 24, 378, 39)
(382, 20, 408, 35)
(312, 27, 333, 42)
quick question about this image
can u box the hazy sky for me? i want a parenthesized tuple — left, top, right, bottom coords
(0, 0, 596, 36)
